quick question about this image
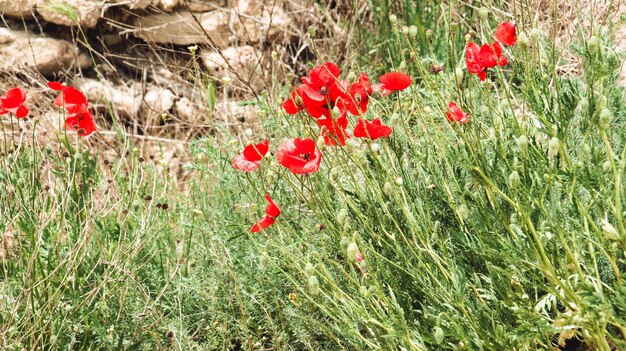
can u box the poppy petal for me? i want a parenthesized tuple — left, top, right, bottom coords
(495, 21, 516, 46)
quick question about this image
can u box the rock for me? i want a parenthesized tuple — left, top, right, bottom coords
(0, 30, 78, 75)
(132, 11, 231, 47)
(158, 0, 178, 11)
(36, 0, 102, 28)
(75, 79, 143, 117)
(0, 0, 36, 18)
(201, 45, 265, 90)
(144, 87, 176, 114)
(174, 97, 200, 120)
(106, 0, 154, 10)
(0, 28, 16, 44)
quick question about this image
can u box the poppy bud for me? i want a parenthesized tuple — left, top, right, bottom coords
(530, 28, 541, 42)
(457, 204, 469, 221)
(599, 108, 611, 129)
(450, 22, 459, 32)
(307, 26, 316, 36)
(395, 177, 403, 186)
(574, 160, 584, 170)
(308, 275, 319, 295)
(602, 160, 612, 172)
(360, 285, 369, 298)
(316, 135, 325, 149)
(340, 236, 350, 248)
(587, 36, 600, 55)
(434, 327, 445, 344)
(455, 67, 464, 82)
(477, 7, 489, 20)
(347, 71, 356, 81)
(347, 242, 359, 260)
(582, 143, 591, 159)
(508, 171, 520, 189)
(221, 76, 231, 84)
(517, 32, 529, 48)
(425, 29, 433, 40)
(401, 26, 409, 34)
(188, 45, 198, 54)
(578, 97, 589, 113)
(548, 137, 560, 157)
(464, 33, 471, 43)
(408, 25, 418, 38)
(271, 50, 278, 61)
(515, 135, 528, 155)
(543, 173, 551, 184)
(337, 208, 348, 226)
(389, 14, 398, 24)
(383, 182, 392, 195)
(244, 128, 253, 137)
(369, 142, 381, 153)
(601, 219, 620, 241)
(304, 262, 314, 274)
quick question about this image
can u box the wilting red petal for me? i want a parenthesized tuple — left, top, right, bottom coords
(353, 118, 392, 140)
(264, 194, 280, 218)
(465, 42, 483, 74)
(446, 102, 469, 124)
(378, 72, 412, 93)
(495, 21, 516, 46)
(65, 110, 96, 136)
(242, 140, 269, 162)
(250, 215, 276, 233)
(276, 138, 322, 174)
(232, 154, 261, 172)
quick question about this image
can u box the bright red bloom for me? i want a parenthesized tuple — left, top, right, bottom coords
(465, 42, 487, 81)
(282, 85, 331, 119)
(301, 62, 340, 90)
(495, 21, 516, 46)
(479, 42, 508, 68)
(65, 109, 97, 136)
(344, 73, 372, 115)
(49, 82, 88, 115)
(250, 194, 281, 233)
(353, 118, 392, 140)
(373, 72, 412, 95)
(232, 140, 269, 172)
(317, 105, 349, 146)
(0, 87, 29, 118)
(276, 138, 322, 174)
(446, 102, 469, 124)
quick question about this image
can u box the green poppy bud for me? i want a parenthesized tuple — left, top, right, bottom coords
(337, 208, 348, 226)
(603, 160, 612, 172)
(434, 327, 445, 344)
(316, 135, 325, 150)
(582, 143, 591, 159)
(517, 32, 529, 48)
(455, 67, 464, 82)
(389, 14, 398, 24)
(308, 275, 319, 295)
(508, 171, 521, 189)
(408, 25, 418, 38)
(588, 36, 601, 55)
(530, 28, 541, 42)
(340, 236, 350, 248)
(304, 262, 314, 275)
(457, 204, 469, 221)
(477, 7, 489, 20)
(383, 182, 392, 195)
(347, 242, 359, 260)
(599, 108, 611, 129)
(425, 29, 433, 40)
(517, 135, 529, 154)
(401, 26, 409, 35)
(548, 137, 560, 157)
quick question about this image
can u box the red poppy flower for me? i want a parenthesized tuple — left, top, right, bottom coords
(317, 107, 349, 146)
(479, 42, 508, 69)
(0, 88, 29, 118)
(232, 140, 269, 172)
(344, 73, 372, 116)
(276, 138, 322, 174)
(282, 85, 331, 119)
(49, 82, 88, 115)
(250, 194, 281, 233)
(495, 21, 516, 46)
(353, 118, 393, 139)
(372, 72, 412, 95)
(301, 62, 340, 90)
(446, 102, 469, 124)
(65, 109, 97, 136)
(465, 42, 487, 81)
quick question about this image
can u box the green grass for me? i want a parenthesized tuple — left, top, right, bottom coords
(1, 1, 625, 350)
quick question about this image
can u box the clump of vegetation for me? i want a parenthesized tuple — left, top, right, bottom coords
(0, 1, 624, 350)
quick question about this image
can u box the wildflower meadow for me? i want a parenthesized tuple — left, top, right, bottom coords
(0, 1, 624, 350)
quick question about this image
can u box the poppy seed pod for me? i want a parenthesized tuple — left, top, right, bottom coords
(599, 108, 611, 129)
(548, 137, 561, 157)
(477, 7, 489, 20)
(588, 36, 601, 55)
